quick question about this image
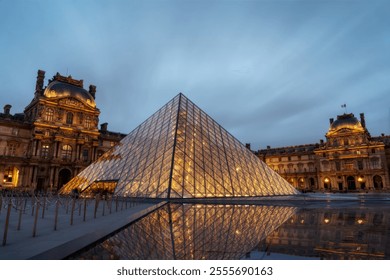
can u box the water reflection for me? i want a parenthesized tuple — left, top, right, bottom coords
(246, 207, 390, 260)
(73, 204, 296, 260)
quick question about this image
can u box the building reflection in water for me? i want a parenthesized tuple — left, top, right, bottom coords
(73, 204, 296, 260)
(247, 207, 390, 260)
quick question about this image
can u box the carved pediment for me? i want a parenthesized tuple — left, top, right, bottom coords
(58, 98, 87, 110)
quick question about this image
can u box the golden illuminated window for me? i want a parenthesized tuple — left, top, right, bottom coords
(3, 166, 19, 186)
(41, 144, 50, 158)
(45, 108, 54, 122)
(62, 144, 72, 160)
(3, 166, 13, 182)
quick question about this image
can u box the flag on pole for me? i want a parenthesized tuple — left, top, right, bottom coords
(341, 104, 346, 108)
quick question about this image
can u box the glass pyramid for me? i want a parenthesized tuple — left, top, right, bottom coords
(71, 204, 297, 260)
(60, 93, 299, 198)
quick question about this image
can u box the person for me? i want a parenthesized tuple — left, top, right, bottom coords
(71, 188, 79, 199)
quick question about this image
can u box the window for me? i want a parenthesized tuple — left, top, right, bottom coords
(357, 160, 364, 170)
(3, 166, 13, 182)
(335, 161, 341, 171)
(45, 108, 54, 122)
(41, 144, 50, 158)
(371, 158, 380, 169)
(82, 149, 89, 162)
(85, 116, 92, 129)
(62, 144, 72, 160)
(7, 143, 17, 156)
(66, 112, 73, 125)
(3, 166, 19, 185)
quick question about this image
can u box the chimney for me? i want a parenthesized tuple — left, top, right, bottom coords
(89, 85, 96, 99)
(245, 143, 251, 150)
(100, 122, 108, 132)
(267, 145, 271, 149)
(320, 139, 324, 144)
(3, 104, 11, 115)
(329, 118, 334, 125)
(35, 69, 45, 95)
(360, 113, 366, 128)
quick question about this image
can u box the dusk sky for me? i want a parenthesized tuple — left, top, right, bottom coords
(1, 0, 389, 149)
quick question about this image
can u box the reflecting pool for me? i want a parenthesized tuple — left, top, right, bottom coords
(71, 203, 390, 260)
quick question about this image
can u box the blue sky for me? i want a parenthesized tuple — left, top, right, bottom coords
(1, 0, 389, 149)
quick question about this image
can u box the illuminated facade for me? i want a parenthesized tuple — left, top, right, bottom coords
(71, 204, 296, 260)
(258, 113, 390, 192)
(61, 93, 299, 198)
(0, 70, 125, 191)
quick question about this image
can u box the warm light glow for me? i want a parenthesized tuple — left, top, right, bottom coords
(324, 218, 330, 224)
(357, 219, 364, 224)
(324, 178, 330, 183)
(358, 177, 363, 182)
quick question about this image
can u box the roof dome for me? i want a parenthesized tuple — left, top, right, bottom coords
(328, 113, 364, 132)
(43, 79, 96, 108)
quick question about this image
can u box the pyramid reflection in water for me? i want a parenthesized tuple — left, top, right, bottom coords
(60, 93, 298, 198)
(73, 204, 296, 260)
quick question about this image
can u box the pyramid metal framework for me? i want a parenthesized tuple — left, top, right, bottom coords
(71, 204, 297, 260)
(60, 93, 299, 198)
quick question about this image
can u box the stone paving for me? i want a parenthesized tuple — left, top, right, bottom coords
(0, 194, 162, 259)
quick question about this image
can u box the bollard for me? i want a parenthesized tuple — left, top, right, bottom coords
(102, 199, 106, 216)
(94, 195, 100, 219)
(31, 197, 35, 216)
(17, 208, 23, 230)
(32, 201, 40, 237)
(54, 200, 59, 231)
(66, 198, 70, 214)
(83, 199, 87, 222)
(115, 197, 118, 212)
(121, 198, 124, 211)
(70, 199, 76, 225)
(0, 196, 2, 215)
(23, 198, 27, 214)
(109, 198, 113, 215)
(2, 202, 12, 246)
(41, 197, 46, 219)
(78, 201, 82, 216)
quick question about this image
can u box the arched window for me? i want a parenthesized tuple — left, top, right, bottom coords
(45, 108, 54, 122)
(62, 144, 72, 160)
(66, 112, 74, 125)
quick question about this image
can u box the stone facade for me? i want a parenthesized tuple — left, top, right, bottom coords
(257, 113, 390, 191)
(0, 70, 126, 192)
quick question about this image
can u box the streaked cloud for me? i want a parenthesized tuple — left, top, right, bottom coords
(0, 0, 389, 149)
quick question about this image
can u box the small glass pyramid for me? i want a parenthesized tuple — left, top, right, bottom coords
(60, 93, 299, 198)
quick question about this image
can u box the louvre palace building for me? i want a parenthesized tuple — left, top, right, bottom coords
(1, 69, 389, 193)
(0, 70, 125, 192)
(257, 113, 390, 192)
